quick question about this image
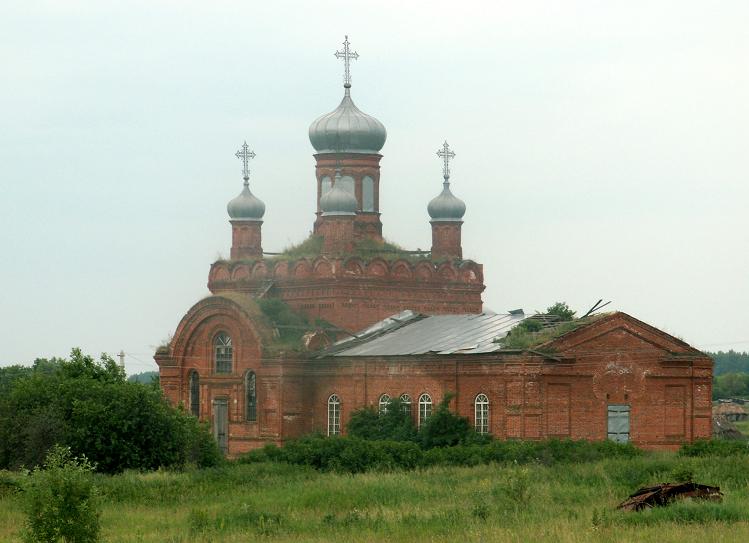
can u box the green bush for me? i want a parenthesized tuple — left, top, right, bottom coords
(0, 349, 221, 473)
(679, 439, 749, 457)
(237, 436, 640, 473)
(418, 394, 473, 448)
(347, 397, 417, 442)
(22, 445, 101, 543)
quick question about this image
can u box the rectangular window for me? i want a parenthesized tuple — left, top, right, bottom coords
(215, 346, 232, 373)
(607, 404, 630, 443)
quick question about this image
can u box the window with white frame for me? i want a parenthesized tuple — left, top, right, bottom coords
(378, 394, 390, 414)
(418, 393, 432, 428)
(475, 393, 489, 434)
(400, 394, 412, 416)
(328, 394, 341, 436)
(214, 333, 232, 374)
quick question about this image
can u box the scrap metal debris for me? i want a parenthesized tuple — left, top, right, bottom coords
(617, 482, 723, 512)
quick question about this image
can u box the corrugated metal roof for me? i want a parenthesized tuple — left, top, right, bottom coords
(320, 310, 527, 357)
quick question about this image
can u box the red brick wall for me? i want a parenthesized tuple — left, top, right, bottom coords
(431, 221, 463, 260)
(157, 304, 712, 455)
(230, 221, 262, 260)
(208, 257, 485, 332)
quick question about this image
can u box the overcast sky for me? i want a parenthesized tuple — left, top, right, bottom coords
(1, 0, 747, 374)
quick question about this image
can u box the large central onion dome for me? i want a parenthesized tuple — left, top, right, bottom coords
(309, 88, 387, 154)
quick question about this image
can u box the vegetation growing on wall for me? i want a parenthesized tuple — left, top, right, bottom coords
(499, 303, 603, 351)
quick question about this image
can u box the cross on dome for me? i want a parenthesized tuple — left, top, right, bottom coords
(335, 35, 359, 88)
(436, 141, 456, 181)
(235, 141, 256, 183)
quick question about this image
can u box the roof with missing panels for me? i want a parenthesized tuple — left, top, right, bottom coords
(319, 310, 527, 357)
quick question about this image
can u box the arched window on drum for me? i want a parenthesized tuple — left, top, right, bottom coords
(362, 176, 375, 212)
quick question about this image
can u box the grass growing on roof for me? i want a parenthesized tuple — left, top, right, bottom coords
(500, 314, 608, 351)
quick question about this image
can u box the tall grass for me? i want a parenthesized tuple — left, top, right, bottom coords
(1, 454, 749, 542)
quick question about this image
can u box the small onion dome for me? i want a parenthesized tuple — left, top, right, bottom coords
(227, 183, 265, 221)
(428, 182, 466, 222)
(321, 173, 357, 216)
(309, 89, 387, 154)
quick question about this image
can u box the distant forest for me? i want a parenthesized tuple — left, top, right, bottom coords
(708, 351, 749, 375)
(127, 371, 158, 385)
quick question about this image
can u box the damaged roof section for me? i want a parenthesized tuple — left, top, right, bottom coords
(320, 310, 527, 357)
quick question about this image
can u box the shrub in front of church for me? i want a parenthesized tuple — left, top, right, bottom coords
(0, 349, 221, 473)
(240, 437, 422, 473)
(346, 397, 417, 442)
(238, 437, 639, 474)
(21, 445, 101, 543)
(417, 394, 479, 449)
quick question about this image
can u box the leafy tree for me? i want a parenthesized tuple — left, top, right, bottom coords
(712, 372, 749, 399)
(347, 397, 417, 441)
(22, 445, 100, 543)
(710, 350, 749, 375)
(0, 349, 221, 473)
(546, 302, 576, 322)
(417, 394, 473, 449)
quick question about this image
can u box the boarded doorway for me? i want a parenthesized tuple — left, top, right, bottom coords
(607, 404, 630, 443)
(213, 398, 229, 455)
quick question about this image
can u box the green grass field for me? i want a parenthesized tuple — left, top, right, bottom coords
(2, 453, 749, 542)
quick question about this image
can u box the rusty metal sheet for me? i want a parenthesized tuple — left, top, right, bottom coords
(617, 482, 723, 512)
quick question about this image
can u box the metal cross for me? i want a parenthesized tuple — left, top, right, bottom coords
(334, 35, 359, 87)
(436, 141, 456, 180)
(235, 141, 256, 181)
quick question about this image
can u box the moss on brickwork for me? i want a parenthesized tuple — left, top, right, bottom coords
(214, 294, 333, 353)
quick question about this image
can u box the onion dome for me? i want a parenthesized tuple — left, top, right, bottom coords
(321, 171, 357, 216)
(227, 181, 265, 221)
(428, 181, 466, 221)
(309, 88, 387, 154)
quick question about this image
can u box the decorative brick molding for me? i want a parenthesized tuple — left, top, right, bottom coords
(208, 256, 485, 331)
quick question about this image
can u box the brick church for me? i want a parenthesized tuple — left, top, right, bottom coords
(155, 37, 712, 454)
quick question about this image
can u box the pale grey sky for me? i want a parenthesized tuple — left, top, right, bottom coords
(1, 0, 747, 374)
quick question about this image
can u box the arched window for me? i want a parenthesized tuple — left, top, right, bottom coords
(418, 393, 432, 428)
(400, 394, 412, 416)
(189, 371, 200, 417)
(214, 333, 232, 374)
(475, 393, 489, 434)
(321, 176, 332, 198)
(339, 175, 355, 196)
(378, 394, 391, 414)
(362, 176, 375, 212)
(328, 394, 341, 436)
(245, 371, 257, 422)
